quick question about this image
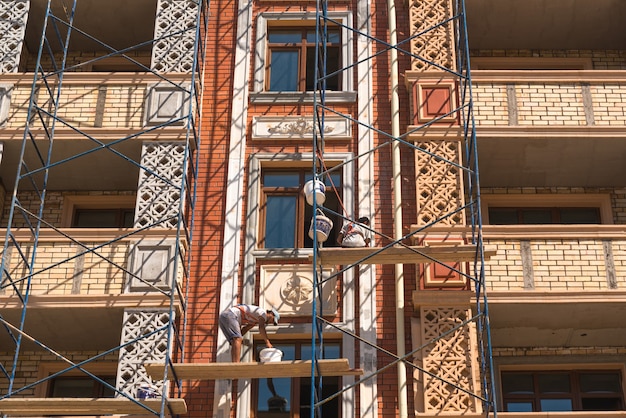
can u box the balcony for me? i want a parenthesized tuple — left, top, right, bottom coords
(482, 224, 626, 349)
(0, 228, 184, 350)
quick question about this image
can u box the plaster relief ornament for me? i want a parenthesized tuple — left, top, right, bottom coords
(268, 117, 335, 136)
(280, 274, 313, 307)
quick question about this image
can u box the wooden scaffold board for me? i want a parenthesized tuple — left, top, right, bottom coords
(145, 359, 363, 380)
(0, 398, 187, 416)
(314, 244, 496, 266)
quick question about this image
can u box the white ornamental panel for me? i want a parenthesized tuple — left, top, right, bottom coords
(116, 309, 172, 398)
(0, 0, 29, 73)
(151, 0, 199, 72)
(134, 142, 185, 229)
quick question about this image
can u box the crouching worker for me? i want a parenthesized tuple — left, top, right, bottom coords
(219, 304, 280, 362)
(337, 216, 371, 247)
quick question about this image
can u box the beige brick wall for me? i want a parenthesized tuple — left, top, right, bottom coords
(516, 83, 587, 126)
(591, 83, 626, 125)
(481, 186, 626, 225)
(483, 239, 525, 291)
(5, 82, 146, 130)
(2, 190, 135, 228)
(493, 346, 626, 358)
(470, 49, 626, 69)
(471, 83, 509, 125)
(0, 351, 119, 397)
(2, 240, 128, 296)
(22, 51, 151, 73)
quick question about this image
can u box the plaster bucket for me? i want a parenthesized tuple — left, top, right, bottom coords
(308, 213, 333, 243)
(137, 384, 159, 399)
(303, 179, 326, 206)
(259, 347, 284, 363)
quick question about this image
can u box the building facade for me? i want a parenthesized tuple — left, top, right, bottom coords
(1, 0, 626, 418)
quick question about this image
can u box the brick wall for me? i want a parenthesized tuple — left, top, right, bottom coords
(0, 351, 119, 397)
(470, 49, 626, 69)
(5, 81, 146, 130)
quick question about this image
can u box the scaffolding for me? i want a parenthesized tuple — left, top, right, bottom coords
(0, 0, 208, 416)
(308, 0, 496, 416)
(0, 0, 496, 417)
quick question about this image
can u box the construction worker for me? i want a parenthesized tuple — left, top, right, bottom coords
(219, 304, 280, 362)
(337, 216, 371, 247)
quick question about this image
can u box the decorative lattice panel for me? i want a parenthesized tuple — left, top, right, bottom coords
(134, 142, 185, 229)
(116, 309, 172, 398)
(151, 0, 198, 72)
(415, 140, 465, 226)
(408, 0, 456, 72)
(421, 306, 476, 413)
(0, 0, 29, 73)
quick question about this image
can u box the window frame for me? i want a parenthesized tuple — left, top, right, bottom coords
(481, 194, 613, 225)
(252, 12, 355, 104)
(35, 362, 118, 398)
(62, 195, 136, 228)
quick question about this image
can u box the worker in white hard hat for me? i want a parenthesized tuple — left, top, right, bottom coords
(219, 304, 280, 362)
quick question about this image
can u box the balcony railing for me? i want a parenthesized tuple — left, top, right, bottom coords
(0, 228, 185, 299)
(0, 72, 191, 135)
(483, 224, 626, 292)
(471, 70, 626, 128)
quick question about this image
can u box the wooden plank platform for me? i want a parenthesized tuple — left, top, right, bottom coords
(145, 359, 363, 380)
(0, 398, 187, 416)
(315, 244, 495, 265)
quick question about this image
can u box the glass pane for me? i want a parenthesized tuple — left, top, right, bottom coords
(540, 398, 572, 411)
(73, 210, 118, 227)
(579, 373, 621, 393)
(305, 28, 340, 43)
(560, 208, 601, 224)
(264, 172, 300, 188)
(101, 377, 116, 397)
(51, 379, 95, 397)
(306, 46, 340, 91)
(265, 196, 297, 248)
(538, 373, 570, 393)
(521, 209, 552, 224)
(582, 397, 622, 411)
(506, 402, 533, 412)
(488, 208, 519, 225)
(123, 210, 135, 227)
(269, 50, 299, 91)
(502, 373, 534, 395)
(256, 345, 295, 416)
(269, 31, 302, 43)
(301, 343, 340, 361)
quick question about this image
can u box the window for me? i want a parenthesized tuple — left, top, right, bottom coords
(48, 375, 116, 398)
(488, 207, 601, 225)
(73, 208, 134, 228)
(260, 169, 341, 249)
(267, 26, 341, 92)
(253, 341, 341, 418)
(253, 12, 354, 101)
(501, 370, 624, 412)
(62, 195, 136, 228)
(481, 194, 612, 225)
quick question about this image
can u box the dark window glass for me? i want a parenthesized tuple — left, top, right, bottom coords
(73, 208, 134, 228)
(49, 376, 116, 398)
(489, 207, 601, 225)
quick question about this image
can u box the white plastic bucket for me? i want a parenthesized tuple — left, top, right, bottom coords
(303, 180, 326, 206)
(308, 214, 333, 243)
(259, 347, 284, 363)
